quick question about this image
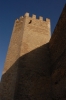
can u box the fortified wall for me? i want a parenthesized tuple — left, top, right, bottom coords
(49, 4, 66, 99)
(0, 13, 51, 100)
(0, 4, 66, 100)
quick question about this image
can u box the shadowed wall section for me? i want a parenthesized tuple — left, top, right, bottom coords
(49, 4, 66, 100)
(14, 43, 51, 100)
(1, 43, 51, 100)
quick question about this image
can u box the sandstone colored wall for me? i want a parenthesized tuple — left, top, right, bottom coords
(1, 5, 66, 99)
(49, 4, 66, 100)
(20, 13, 51, 56)
(0, 16, 25, 100)
(14, 13, 51, 100)
(0, 13, 51, 100)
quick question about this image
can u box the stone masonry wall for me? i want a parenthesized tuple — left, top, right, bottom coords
(0, 17, 25, 100)
(0, 13, 51, 100)
(49, 4, 66, 100)
(14, 43, 51, 100)
(49, 4, 66, 65)
(14, 13, 51, 100)
(0, 5, 66, 99)
(20, 13, 51, 56)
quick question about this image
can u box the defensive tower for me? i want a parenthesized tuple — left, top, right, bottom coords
(0, 4, 66, 100)
(1, 13, 51, 100)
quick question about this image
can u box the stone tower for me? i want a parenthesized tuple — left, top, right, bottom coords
(0, 4, 66, 100)
(1, 13, 51, 100)
(2, 13, 50, 100)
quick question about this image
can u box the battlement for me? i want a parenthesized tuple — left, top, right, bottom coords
(24, 12, 50, 22)
(14, 12, 50, 32)
(15, 16, 24, 23)
(15, 12, 50, 23)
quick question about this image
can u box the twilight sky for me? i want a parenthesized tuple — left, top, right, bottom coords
(0, 0, 66, 79)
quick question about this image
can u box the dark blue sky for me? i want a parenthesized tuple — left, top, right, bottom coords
(0, 0, 66, 79)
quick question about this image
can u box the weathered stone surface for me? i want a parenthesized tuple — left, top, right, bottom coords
(49, 4, 66, 100)
(49, 4, 66, 65)
(0, 13, 51, 100)
(14, 43, 52, 100)
(0, 4, 66, 100)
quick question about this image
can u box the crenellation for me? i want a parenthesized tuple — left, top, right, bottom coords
(39, 16, 43, 20)
(17, 12, 51, 24)
(19, 16, 23, 22)
(15, 17, 24, 24)
(20, 16, 23, 19)
(46, 18, 50, 22)
(13, 14, 50, 40)
(24, 12, 29, 17)
(32, 14, 36, 19)
(15, 19, 19, 22)
(27, 18, 50, 30)
(15, 19, 20, 27)
(15, 18, 23, 28)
